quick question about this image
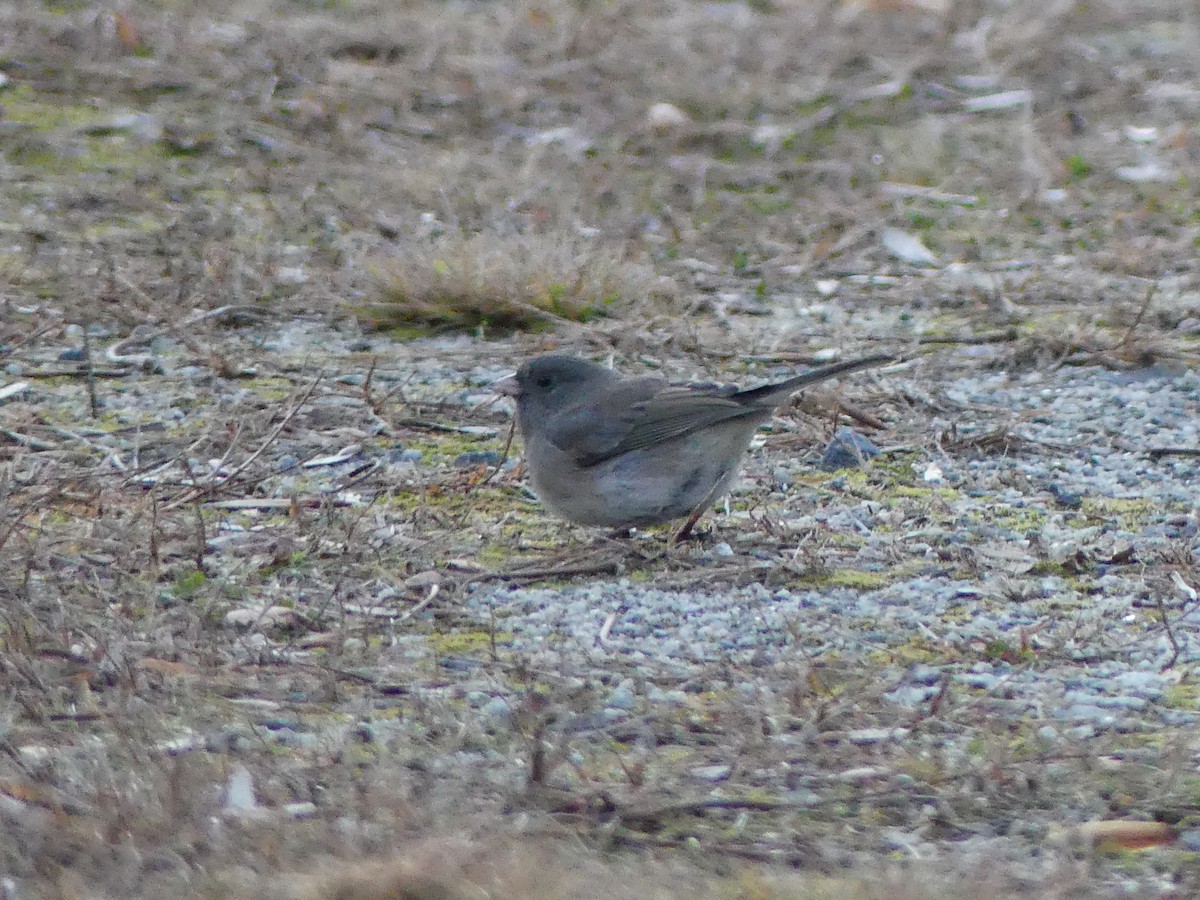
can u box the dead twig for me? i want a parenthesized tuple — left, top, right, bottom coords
(464, 415, 515, 494)
(1156, 594, 1182, 671)
(394, 417, 499, 436)
(616, 796, 814, 824)
(81, 322, 99, 419)
(115, 272, 245, 377)
(17, 367, 134, 378)
(609, 827, 818, 866)
(163, 374, 322, 509)
(1147, 447, 1200, 460)
(473, 555, 627, 585)
(1116, 282, 1158, 354)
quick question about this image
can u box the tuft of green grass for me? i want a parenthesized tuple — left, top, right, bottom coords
(1065, 154, 1093, 181)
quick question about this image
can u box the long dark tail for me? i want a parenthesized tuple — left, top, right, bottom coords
(733, 353, 895, 404)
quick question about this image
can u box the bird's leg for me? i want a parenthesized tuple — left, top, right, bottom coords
(672, 509, 706, 543)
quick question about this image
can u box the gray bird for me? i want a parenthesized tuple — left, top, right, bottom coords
(494, 353, 891, 536)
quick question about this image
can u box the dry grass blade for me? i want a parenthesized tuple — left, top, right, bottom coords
(164, 374, 323, 509)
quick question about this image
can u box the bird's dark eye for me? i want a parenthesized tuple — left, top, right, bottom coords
(534, 374, 553, 389)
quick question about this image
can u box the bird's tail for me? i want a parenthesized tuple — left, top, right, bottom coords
(733, 353, 895, 404)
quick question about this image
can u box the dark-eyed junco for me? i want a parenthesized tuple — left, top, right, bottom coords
(494, 353, 891, 536)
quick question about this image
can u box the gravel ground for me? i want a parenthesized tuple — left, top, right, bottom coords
(448, 358, 1200, 892)
(4, 311, 1200, 898)
(485, 363, 1199, 685)
(4, 0, 1200, 893)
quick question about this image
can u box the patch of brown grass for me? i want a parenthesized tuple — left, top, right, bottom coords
(363, 232, 672, 333)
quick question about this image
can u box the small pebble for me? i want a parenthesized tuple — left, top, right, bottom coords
(606, 683, 637, 711)
(386, 448, 422, 465)
(647, 688, 687, 704)
(405, 571, 443, 591)
(454, 450, 502, 468)
(273, 730, 319, 749)
(819, 428, 880, 471)
(440, 657, 483, 672)
(1048, 482, 1083, 509)
(847, 727, 906, 745)
(222, 766, 257, 813)
(1179, 829, 1200, 852)
(480, 696, 511, 729)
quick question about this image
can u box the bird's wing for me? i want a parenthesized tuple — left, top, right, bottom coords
(547, 383, 761, 468)
(536, 376, 662, 466)
(541, 354, 893, 468)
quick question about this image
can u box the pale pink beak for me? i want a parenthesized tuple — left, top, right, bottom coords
(492, 372, 521, 397)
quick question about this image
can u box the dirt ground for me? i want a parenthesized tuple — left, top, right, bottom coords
(2, 0, 1200, 897)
